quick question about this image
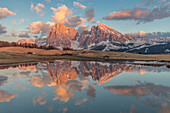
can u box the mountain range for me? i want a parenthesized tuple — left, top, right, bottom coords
(17, 23, 170, 54)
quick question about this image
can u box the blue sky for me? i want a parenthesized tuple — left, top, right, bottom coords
(0, 0, 170, 42)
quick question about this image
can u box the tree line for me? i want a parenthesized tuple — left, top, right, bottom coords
(0, 41, 73, 50)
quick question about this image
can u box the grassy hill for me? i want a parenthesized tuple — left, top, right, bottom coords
(0, 47, 170, 66)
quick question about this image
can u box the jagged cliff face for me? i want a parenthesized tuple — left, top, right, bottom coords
(46, 23, 78, 49)
(78, 23, 138, 48)
(46, 23, 140, 50)
(33, 22, 170, 54)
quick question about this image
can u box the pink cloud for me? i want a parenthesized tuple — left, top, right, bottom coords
(28, 21, 55, 35)
(103, 0, 170, 23)
(103, 9, 150, 20)
(35, 3, 45, 13)
(51, 5, 85, 27)
(0, 8, 16, 20)
(30, 3, 45, 17)
(51, 5, 73, 24)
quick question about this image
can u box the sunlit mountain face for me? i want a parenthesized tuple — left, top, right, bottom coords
(0, 60, 170, 113)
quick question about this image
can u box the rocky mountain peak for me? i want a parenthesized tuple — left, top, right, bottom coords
(97, 22, 121, 35)
(46, 23, 78, 49)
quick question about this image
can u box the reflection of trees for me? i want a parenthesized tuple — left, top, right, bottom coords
(0, 63, 37, 70)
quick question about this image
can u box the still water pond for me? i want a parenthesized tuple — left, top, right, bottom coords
(0, 60, 170, 113)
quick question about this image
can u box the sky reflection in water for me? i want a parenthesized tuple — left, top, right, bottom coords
(0, 60, 170, 113)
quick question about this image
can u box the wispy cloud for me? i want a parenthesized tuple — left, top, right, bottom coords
(30, 3, 45, 17)
(85, 8, 95, 22)
(127, 31, 170, 39)
(73, 2, 87, 9)
(45, 0, 51, 2)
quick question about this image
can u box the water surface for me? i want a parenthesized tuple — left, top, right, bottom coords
(0, 60, 170, 113)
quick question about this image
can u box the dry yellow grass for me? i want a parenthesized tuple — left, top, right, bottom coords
(0, 47, 170, 65)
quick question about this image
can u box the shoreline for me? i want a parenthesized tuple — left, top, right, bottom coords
(0, 52, 170, 68)
(0, 47, 170, 68)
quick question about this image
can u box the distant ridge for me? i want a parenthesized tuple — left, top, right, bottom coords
(17, 23, 170, 54)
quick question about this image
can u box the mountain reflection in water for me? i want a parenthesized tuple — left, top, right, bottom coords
(0, 60, 170, 113)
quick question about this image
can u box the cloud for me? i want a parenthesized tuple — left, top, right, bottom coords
(0, 7, 16, 20)
(37, 96, 47, 105)
(66, 80, 86, 92)
(103, 9, 150, 21)
(0, 24, 7, 35)
(77, 25, 89, 33)
(135, 1, 145, 8)
(105, 85, 150, 96)
(127, 31, 170, 38)
(51, 5, 73, 23)
(33, 95, 47, 106)
(65, 16, 86, 27)
(103, 1, 170, 23)
(35, 3, 45, 13)
(18, 31, 30, 38)
(19, 18, 25, 24)
(104, 82, 170, 105)
(75, 98, 88, 105)
(86, 85, 96, 98)
(53, 85, 74, 103)
(12, 18, 25, 25)
(0, 90, 18, 102)
(28, 21, 55, 35)
(31, 3, 45, 17)
(85, 8, 95, 22)
(0, 75, 8, 86)
(53, 80, 86, 103)
(51, 5, 85, 27)
(30, 75, 56, 87)
(30, 2, 34, 11)
(45, 0, 51, 2)
(73, 2, 87, 9)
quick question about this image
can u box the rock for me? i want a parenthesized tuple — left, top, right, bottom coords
(46, 23, 78, 49)
(17, 38, 36, 44)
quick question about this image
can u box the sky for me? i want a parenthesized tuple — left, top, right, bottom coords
(0, 0, 170, 42)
